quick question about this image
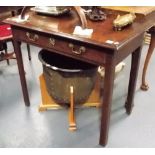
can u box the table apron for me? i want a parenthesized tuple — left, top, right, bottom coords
(11, 27, 115, 66)
(115, 32, 144, 65)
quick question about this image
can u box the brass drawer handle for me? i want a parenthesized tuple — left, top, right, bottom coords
(49, 38, 55, 46)
(69, 43, 86, 55)
(26, 32, 39, 42)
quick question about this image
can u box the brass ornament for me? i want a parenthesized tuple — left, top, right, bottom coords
(113, 13, 136, 31)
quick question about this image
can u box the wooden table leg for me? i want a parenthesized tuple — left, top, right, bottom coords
(13, 40, 30, 106)
(141, 32, 155, 91)
(99, 55, 115, 146)
(125, 47, 142, 114)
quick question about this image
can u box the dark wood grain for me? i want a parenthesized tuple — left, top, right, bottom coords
(13, 40, 30, 106)
(0, 6, 23, 23)
(4, 9, 155, 50)
(99, 54, 115, 146)
(125, 46, 142, 114)
(0, 6, 23, 13)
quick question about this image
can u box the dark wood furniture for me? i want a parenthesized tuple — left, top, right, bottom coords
(0, 6, 23, 13)
(4, 8, 155, 146)
(141, 26, 155, 90)
(0, 7, 23, 64)
(0, 6, 23, 22)
(0, 7, 31, 64)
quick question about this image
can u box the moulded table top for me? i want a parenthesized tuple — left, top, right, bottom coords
(4, 8, 155, 50)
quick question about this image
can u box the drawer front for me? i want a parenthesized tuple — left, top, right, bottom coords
(12, 28, 106, 65)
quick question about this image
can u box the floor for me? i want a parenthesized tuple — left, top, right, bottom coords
(0, 42, 155, 148)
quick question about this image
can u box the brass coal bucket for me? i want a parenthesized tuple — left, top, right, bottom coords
(38, 49, 98, 106)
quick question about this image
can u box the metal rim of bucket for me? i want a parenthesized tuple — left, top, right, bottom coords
(38, 50, 97, 73)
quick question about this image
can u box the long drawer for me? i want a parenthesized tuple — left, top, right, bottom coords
(12, 27, 107, 65)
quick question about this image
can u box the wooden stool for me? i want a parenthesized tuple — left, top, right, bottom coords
(38, 74, 101, 131)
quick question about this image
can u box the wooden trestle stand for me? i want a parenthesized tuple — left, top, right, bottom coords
(38, 74, 101, 131)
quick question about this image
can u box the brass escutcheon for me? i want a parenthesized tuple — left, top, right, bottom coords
(49, 38, 55, 46)
(26, 32, 39, 42)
